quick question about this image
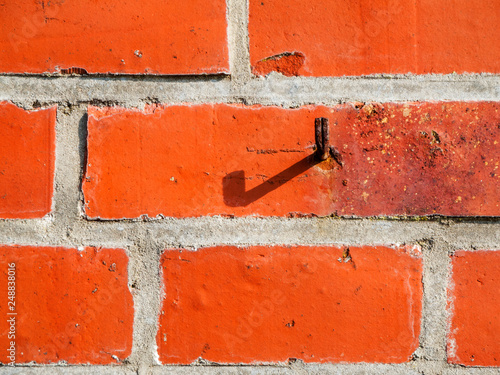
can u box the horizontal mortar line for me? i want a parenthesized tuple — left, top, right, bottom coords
(147, 362, 500, 374)
(0, 72, 232, 81)
(0, 220, 498, 249)
(1, 76, 499, 105)
(77, 214, 500, 223)
(0, 238, 135, 249)
(4, 363, 500, 375)
(3, 216, 500, 223)
(0, 367, 136, 375)
(1, 72, 499, 81)
(2, 216, 500, 226)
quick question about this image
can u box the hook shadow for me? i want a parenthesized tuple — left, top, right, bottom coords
(222, 153, 320, 207)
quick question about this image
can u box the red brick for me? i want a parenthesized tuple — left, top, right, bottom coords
(0, 245, 133, 364)
(157, 245, 422, 364)
(249, 0, 500, 76)
(0, 102, 56, 219)
(0, 0, 228, 74)
(448, 250, 500, 367)
(83, 102, 500, 219)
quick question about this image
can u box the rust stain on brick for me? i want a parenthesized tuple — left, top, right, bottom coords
(84, 102, 500, 218)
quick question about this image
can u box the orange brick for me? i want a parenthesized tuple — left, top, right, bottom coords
(83, 102, 500, 218)
(157, 245, 422, 364)
(249, 0, 500, 76)
(0, 102, 56, 219)
(0, 0, 228, 74)
(0, 245, 134, 364)
(448, 250, 500, 366)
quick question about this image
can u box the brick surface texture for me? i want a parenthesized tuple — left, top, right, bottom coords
(157, 245, 422, 364)
(448, 250, 500, 367)
(0, 246, 133, 364)
(0, 102, 56, 219)
(0, 0, 228, 74)
(84, 102, 500, 219)
(250, 0, 500, 76)
(0, 0, 499, 372)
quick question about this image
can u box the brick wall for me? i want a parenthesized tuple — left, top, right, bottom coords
(0, 0, 499, 374)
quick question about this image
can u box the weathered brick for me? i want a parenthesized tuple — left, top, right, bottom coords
(249, 0, 500, 76)
(0, 102, 56, 219)
(448, 250, 500, 367)
(157, 245, 422, 364)
(0, 0, 228, 74)
(83, 102, 500, 218)
(0, 245, 133, 364)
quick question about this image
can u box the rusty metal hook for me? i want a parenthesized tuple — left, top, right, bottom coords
(315, 117, 330, 160)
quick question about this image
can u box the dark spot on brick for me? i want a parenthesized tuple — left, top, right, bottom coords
(59, 67, 88, 75)
(432, 130, 441, 143)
